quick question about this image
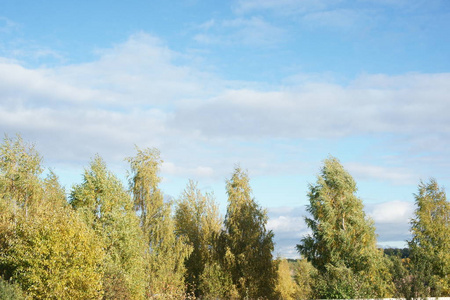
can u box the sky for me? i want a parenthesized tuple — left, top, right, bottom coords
(1, 0, 449, 258)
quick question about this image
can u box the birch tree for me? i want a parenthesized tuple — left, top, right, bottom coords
(127, 147, 191, 298)
(297, 156, 391, 299)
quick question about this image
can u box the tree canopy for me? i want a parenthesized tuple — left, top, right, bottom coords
(297, 156, 391, 299)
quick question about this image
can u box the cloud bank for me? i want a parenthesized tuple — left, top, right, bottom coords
(1, 32, 448, 178)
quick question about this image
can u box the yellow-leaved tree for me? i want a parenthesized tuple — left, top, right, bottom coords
(127, 147, 191, 298)
(0, 135, 104, 299)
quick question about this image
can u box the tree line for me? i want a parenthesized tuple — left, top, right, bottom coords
(0, 135, 448, 299)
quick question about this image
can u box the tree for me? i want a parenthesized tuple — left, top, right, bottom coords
(293, 259, 316, 300)
(275, 258, 297, 300)
(70, 155, 146, 299)
(175, 180, 221, 297)
(0, 135, 43, 218)
(3, 205, 105, 299)
(0, 135, 104, 299)
(127, 147, 191, 298)
(297, 156, 391, 299)
(219, 166, 277, 299)
(408, 179, 450, 297)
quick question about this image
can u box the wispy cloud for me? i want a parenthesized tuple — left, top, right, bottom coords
(345, 162, 417, 185)
(233, 0, 335, 15)
(0, 17, 19, 33)
(194, 17, 286, 46)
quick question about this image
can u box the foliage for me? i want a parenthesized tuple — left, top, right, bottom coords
(384, 247, 410, 259)
(175, 180, 221, 297)
(0, 135, 104, 299)
(0, 277, 26, 300)
(3, 206, 104, 299)
(2, 135, 450, 300)
(199, 261, 239, 299)
(70, 155, 146, 299)
(127, 147, 191, 298)
(0, 135, 43, 214)
(275, 258, 296, 300)
(219, 166, 277, 299)
(293, 259, 316, 300)
(408, 179, 450, 297)
(297, 156, 392, 299)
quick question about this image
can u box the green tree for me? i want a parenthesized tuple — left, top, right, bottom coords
(70, 155, 146, 299)
(293, 259, 316, 300)
(219, 166, 277, 299)
(175, 180, 221, 297)
(297, 156, 391, 299)
(127, 147, 191, 298)
(408, 179, 450, 297)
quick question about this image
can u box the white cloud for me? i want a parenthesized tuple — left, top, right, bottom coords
(346, 162, 417, 185)
(366, 200, 414, 245)
(171, 73, 450, 141)
(1, 31, 449, 189)
(267, 206, 309, 258)
(162, 162, 215, 178)
(368, 200, 414, 223)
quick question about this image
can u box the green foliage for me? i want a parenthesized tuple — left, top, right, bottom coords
(70, 155, 146, 299)
(0, 277, 26, 300)
(175, 180, 222, 297)
(199, 261, 239, 299)
(384, 247, 410, 259)
(127, 147, 191, 298)
(293, 259, 316, 300)
(297, 156, 392, 299)
(219, 166, 277, 299)
(408, 179, 450, 297)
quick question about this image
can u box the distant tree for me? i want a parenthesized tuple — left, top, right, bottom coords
(383, 248, 410, 259)
(275, 258, 297, 300)
(408, 179, 450, 297)
(219, 166, 277, 299)
(297, 156, 392, 299)
(70, 156, 146, 299)
(175, 180, 221, 297)
(127, 147, 191, 298)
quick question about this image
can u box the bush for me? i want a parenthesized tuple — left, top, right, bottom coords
(0, 277, 26, 300)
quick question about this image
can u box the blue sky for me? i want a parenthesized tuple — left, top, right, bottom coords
(1, 0, 449, 257)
